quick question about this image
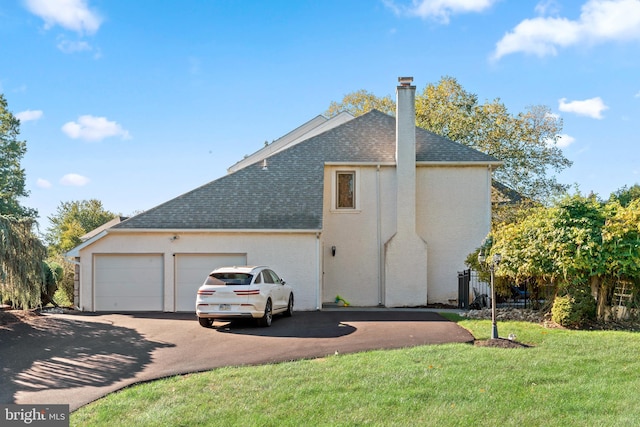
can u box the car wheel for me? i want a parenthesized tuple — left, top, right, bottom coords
(198, 317, 213, 328)
(258, 299, 273, 327)
(284, 294, 293, 317)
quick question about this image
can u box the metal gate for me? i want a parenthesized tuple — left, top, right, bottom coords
(457, 270, 471, 309)
(458, 269, 490, 309)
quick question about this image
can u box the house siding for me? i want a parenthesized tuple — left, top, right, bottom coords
(417, 166, 492, 304)
(321, 165, 397, 306)
(321, 163, 491, 307)
(78, 231, 320, 312)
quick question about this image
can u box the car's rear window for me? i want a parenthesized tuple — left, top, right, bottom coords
(210, 273, 253, 286)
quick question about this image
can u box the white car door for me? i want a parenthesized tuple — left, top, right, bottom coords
(264, 269, 285, 310)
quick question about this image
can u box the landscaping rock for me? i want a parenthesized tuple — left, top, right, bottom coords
(461, 306, 640, 331)
(462, 308, 546, 323)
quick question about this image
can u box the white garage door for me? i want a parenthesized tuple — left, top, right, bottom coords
(175, 253, 246, 312)
(94, 254, 163, 311)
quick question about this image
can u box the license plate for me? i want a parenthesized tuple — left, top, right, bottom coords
(219, 304, 231, 311)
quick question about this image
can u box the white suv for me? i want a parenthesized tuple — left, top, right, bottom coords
(196, 266, 293, 327)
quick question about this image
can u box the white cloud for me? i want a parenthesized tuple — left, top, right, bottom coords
(16, 109, 43, 122)
(24, 0, 102, 35)
(581, 0, 640, 40)
(493, 0, 640, 60)
(545, 133, 575, 148)
(62, 115, 131, 142)
(493, 17, 581, 58)
(535, 0, 561, 16)
(36, 178, 52, 189)
(558, 97, 609, 119)
(60, 173, 90, 186)
(556, 133, 576, 148)
(385, 0, 499, 23)
(57, 39, 92, 54)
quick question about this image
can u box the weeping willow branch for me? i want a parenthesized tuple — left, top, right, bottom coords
(0, 215, 47, 309)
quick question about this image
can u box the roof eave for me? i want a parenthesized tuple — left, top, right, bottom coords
(65, 230, 108, 257)
(417, 161, 503, 166)
(107, 228, 323, 234)
(324, 161, 503, 167)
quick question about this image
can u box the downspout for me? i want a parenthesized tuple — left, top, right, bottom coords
(91, 254, 95, 312)
(316, 232, 321, 310)
(488, 165, 493, 229)
(377, 164, 384, 306)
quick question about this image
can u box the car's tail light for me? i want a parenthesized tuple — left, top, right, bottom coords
(233, 290, 260, 295)
(197, 290, 216, 295)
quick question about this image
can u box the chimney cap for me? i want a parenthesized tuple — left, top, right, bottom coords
(398, 76, 414, 86)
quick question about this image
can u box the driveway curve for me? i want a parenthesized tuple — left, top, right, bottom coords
(0, 309, 473, 411)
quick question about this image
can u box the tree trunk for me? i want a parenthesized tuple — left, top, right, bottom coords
(590, 275, 611, 321)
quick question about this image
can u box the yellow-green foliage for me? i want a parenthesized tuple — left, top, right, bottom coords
(45, 199, 118, 255)
(50, 254, 75, 304)
(552, 288, 597, 328)
(487, 194, 640, 318)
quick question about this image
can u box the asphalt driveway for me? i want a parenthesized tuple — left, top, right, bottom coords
(0, 309, 473, 411)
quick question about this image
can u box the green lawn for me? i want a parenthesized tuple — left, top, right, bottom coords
(71, 316, 640, 426)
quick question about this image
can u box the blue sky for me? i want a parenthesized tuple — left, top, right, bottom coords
(2, 0, 639, 230)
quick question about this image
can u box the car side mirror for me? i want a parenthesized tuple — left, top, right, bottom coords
(281, 279, 286, 286)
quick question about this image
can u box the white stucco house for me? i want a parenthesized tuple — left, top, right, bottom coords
(68, 77, 501, 312)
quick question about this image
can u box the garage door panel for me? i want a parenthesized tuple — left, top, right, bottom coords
(93, 296, 159, 311)
(175, 254, 246, 312)
(94, 255, 163, 311)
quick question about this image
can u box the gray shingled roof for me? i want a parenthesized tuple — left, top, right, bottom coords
(114, 110, 499, 230)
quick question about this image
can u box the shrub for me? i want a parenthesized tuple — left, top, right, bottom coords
(42, 260, 63, 306)
(53, 288, 73, 307)
(552, 287, 596, 328)
(51, 255, 75, 306)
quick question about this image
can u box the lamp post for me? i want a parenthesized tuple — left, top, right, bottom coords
(478, 252, 502, 339)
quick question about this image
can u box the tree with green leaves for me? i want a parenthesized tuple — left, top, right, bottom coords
(1, 94, 45, 309)
(48, 254, 75, 306)
(0, 216, 47, 308)
(325, 89, 395, 118)
(42, 259, 63, 306)
(484, 193, 640, 321)
(326, 76, 572, 202)
(609, 184, 640, 207)
(1, 94, 36, 218)
(45, 199, 119, 255)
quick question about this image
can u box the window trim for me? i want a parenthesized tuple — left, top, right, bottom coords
(331, 168, 360, 213)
